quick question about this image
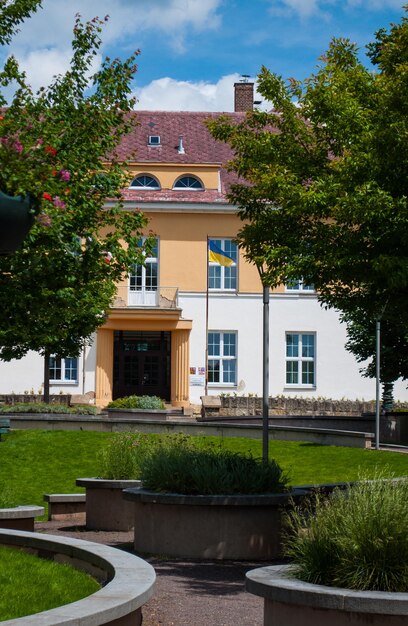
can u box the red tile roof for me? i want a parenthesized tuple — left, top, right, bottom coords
(116, 111, 244, 164)
(114, 111, 244, 205)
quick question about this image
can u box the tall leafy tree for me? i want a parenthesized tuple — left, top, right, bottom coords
(0, 12, 150, 399)
(208, 10, 408, 390)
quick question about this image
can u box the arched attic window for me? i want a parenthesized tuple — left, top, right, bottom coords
(130, 174, 161, 189)
(172, 175, 204, 191)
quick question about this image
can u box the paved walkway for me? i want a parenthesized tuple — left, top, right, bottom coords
(36, 519, 265, 626)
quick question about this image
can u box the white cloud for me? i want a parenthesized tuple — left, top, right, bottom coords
(15, 48, 102, 94)
(4, 0, 223, 90)
(135, 75, 239, 111)
(134, 74, 267, 112)
(10, 0, 223, 54)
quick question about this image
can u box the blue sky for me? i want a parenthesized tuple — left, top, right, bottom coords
(3, 0, 405, 110)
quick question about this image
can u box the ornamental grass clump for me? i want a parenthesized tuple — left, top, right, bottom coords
(97, 432, 152, 480)
(284, 476, 408, 592)
(139, 434, 289, 495)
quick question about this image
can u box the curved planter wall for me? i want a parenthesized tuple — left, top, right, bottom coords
(0, 506, 44, 531)
(123, 488, 306, 560)
(76, 479, 141, 531)
(0, 528, 155, 626)
(246, 564, 408, 626)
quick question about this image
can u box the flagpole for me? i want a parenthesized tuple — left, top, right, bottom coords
(205, 236, 209, 395)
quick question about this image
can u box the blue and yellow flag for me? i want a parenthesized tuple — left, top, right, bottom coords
(208, 240, 235, 266)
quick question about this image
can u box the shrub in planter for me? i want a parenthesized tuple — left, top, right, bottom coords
(284, 476, 408, 592)
(0, 402, 97, 415)
(139, 434, 290, 495)
(106, 395, 165, 410)
(124, 435, 297, 559)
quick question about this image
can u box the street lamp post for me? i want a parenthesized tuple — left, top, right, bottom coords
(262, 284, 269, 463)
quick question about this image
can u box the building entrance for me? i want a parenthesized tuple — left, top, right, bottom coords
(113, 331, 171, 401)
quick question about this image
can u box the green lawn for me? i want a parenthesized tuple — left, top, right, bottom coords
(0, 545, 100, 620)
(0, 430, 406, 519)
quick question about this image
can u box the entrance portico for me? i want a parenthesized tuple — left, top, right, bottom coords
(95, 309, 192, 408)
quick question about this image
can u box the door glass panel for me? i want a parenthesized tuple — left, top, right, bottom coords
(143, 356, 159, 385)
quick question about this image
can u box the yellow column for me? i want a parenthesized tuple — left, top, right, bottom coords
(171, 329, 190, 407)
(95, 328, 114, 407)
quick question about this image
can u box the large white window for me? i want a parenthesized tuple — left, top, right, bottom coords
(285, 333, 315, 386)
(49, 356, 78, 383)
(208, 239, 237, 290)
(129, 238, 158, 306)
(208, 331, 237, 385)
(286, 279, 314, 292)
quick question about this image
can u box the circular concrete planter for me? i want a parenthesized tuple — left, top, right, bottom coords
(76, 478, 141, 531)
(0, 505, 44, 531)
(123, 487, 306, 560)
(246, 564, 408, 626)
(0, 528, 155, 625)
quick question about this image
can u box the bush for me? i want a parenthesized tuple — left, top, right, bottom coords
(106, 395, 165, 410)
(284, 476, 408, 592)
(97, 432, 152, 480)
(139, 434, 289, 495)
(0, 403, 97, 415)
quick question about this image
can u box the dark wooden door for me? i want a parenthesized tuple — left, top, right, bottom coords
(113, 331, 171, 400)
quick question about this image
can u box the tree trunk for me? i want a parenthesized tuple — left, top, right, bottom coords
(43, 351, 50, 403)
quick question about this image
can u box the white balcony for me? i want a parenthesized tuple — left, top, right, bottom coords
(112, 285, 179, 309)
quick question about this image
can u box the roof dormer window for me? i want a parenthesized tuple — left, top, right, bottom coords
(130, 174, 160, 189)
(148, 135, 161, 146)
(173, 175, 204, 191)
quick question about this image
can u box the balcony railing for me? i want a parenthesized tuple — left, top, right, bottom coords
(112, 285, 179, 309)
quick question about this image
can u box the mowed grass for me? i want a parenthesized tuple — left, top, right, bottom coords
(0, 430, 114, 514)
(0, 545, 100, 620)
(0, 430, 406, 518)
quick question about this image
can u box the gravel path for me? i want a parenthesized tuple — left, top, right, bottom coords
(35, 519, 265, 626)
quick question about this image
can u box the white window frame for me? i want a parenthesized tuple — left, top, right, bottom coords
(285, 332, 316, 387)
(129, 174, 160, 189)
(285, 279, 315, 292)
(49, 356, 78, 384)
(208, 238, 238, 291)
(208, 331, 237, 386)
(173, 175, 204, 191)
(129, 238, 159, 306)
(148, 135, 161, 146)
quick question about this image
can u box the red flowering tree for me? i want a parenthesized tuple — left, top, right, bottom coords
(0, 12, 149, 401)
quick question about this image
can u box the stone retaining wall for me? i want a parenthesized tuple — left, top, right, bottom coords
(218, 396, 408, 417)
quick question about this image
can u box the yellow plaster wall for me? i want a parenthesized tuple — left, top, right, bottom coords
(142, 212, 266, 293)
(113, 210, 285, 295)
(127, 163, 220, 191)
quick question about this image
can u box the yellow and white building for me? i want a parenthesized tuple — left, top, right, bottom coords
(2, 84, 408, 406)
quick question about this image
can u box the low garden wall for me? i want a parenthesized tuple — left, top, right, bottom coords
(0, 528, 155, 626)
(7, 414, 373, 447)
(76, 478, 142, 531)
(246, 563, 408, 626)
(218, 396, 382, 417)
(0, 506, 44, 531)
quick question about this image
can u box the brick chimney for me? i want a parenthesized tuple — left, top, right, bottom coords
(234, 81, 254, 112)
